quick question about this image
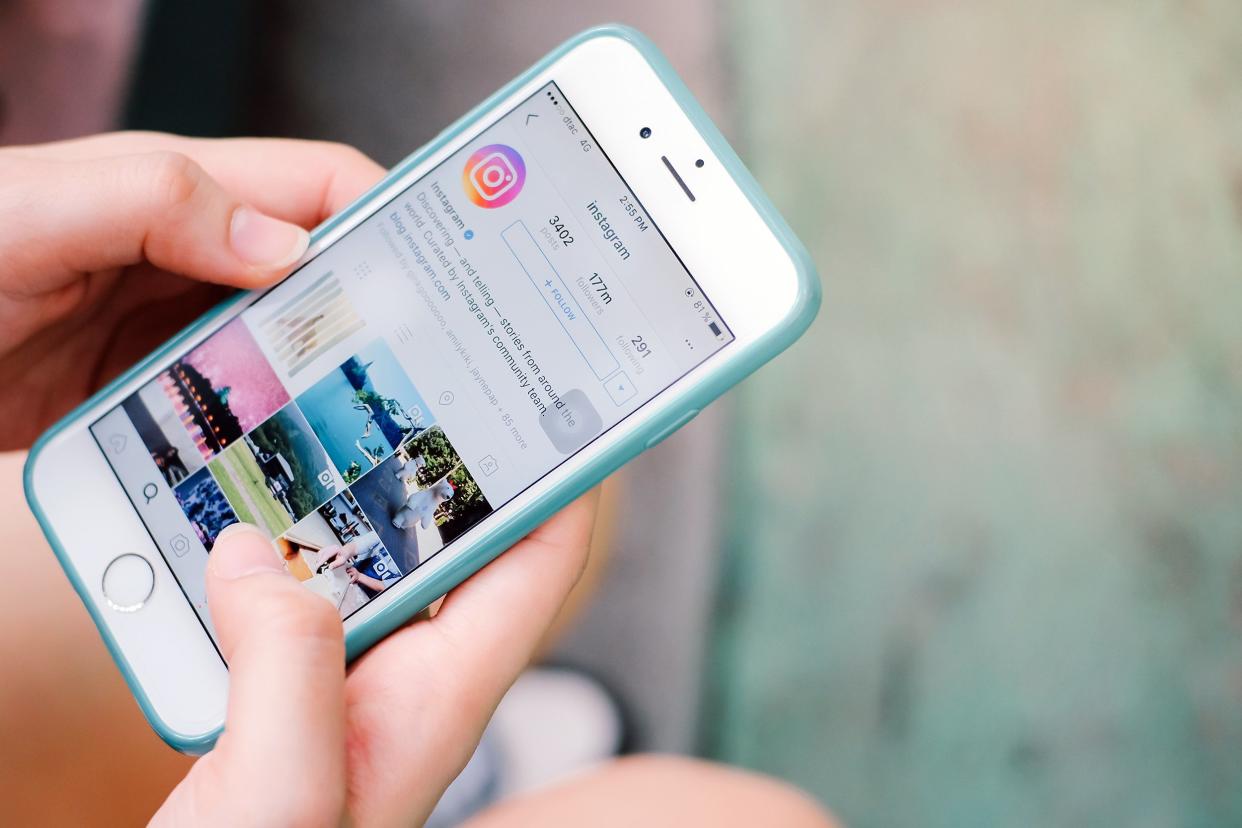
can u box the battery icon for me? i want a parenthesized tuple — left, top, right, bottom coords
(708, 321, 722, 337)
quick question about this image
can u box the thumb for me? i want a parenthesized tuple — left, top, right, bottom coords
(3, 150, 310, 292)
(159, 523, 347, 825)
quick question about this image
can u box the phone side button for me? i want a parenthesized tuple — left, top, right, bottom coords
(644, 409, 700, 450)
(101, 553, 155, 613)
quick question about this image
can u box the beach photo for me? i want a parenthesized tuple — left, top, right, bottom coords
(208, 403, 342, 536)
(297, 338, 435, 483)
(122, 388, 205, 487)
(274, 491, 403, 618)
(171, 467, 238, 552)
(349, 425, 493, 574)
(151, 318, 290, 462)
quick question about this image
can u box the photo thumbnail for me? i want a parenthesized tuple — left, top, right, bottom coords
(274, 491, 402, 618)
(122, 388, 205, 487)
(172, 467, 237, 552)
(254, 271, 365, 379)
(297, 338, 435, 483)
(208, 404, 342, 537)
(350, 425, 493, 575)
(151, 318, 290, 462)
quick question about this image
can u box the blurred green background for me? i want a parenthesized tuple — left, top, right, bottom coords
(711, 1, 1242, 825)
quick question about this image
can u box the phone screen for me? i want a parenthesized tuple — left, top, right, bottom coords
(90, 81, 732, 642)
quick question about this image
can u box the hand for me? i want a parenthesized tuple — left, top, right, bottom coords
(328, 545, 358, 571)
(0, 132, 384, 448)
(152, 489, 599, 826)
(319, 544, 348, 571)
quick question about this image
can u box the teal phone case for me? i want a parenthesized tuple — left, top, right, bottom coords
(24, 24, 820, 753)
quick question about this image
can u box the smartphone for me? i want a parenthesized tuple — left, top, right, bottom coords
(24, 25, 819, 752)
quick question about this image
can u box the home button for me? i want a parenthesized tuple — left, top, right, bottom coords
(101, 554, 155, 613)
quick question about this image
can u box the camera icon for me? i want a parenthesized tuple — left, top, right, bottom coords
(468, 152, 519, 202)
(169, 533, 191, 557)
(462, 144, 525, 208)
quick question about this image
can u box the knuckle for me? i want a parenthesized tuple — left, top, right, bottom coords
(301, 598, 346, 644)
(139, 150, 204, 211)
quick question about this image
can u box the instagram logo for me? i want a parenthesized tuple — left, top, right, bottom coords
(462, 144, 525, 208)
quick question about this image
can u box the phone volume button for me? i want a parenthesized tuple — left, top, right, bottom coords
(644, 409, 700, 450)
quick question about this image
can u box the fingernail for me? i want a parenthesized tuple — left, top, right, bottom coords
(210, 523, 284, 579)
(229, 205, 309, 269)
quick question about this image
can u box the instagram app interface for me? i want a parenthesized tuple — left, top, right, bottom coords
(91, 82, 732, 642)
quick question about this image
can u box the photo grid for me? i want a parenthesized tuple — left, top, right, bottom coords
(121, 316, 494, 619)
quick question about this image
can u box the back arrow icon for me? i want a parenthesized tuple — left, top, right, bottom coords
(526, 113, 539, 125)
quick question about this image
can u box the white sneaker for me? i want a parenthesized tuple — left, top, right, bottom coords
(490, 666, 626, 798)
(424, 666, 625, 827)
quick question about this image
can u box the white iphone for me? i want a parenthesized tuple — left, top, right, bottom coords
(25, 25, 819, 750)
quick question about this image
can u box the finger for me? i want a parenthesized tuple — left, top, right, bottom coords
(361, 489, 600, 704)
(193, 524, 347, 823)
(5, 131, 386, 226)
(340, 491, 600, 827)
(172, 136, 386, 221)
(0, 150, 318, 297)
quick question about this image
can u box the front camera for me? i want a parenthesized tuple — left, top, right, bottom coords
(639, 126, 652, 139)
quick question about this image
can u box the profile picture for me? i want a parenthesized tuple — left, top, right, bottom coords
(349, 425, 493, 575)
(172, 467, 238, 552)
(462, 143, 525, 208)
(297, 338, 434, 483)
(151, 318, 290, 462)
(208, 403, 342, 537)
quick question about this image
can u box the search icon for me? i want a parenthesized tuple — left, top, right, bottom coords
(142, 482, 158, 504)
